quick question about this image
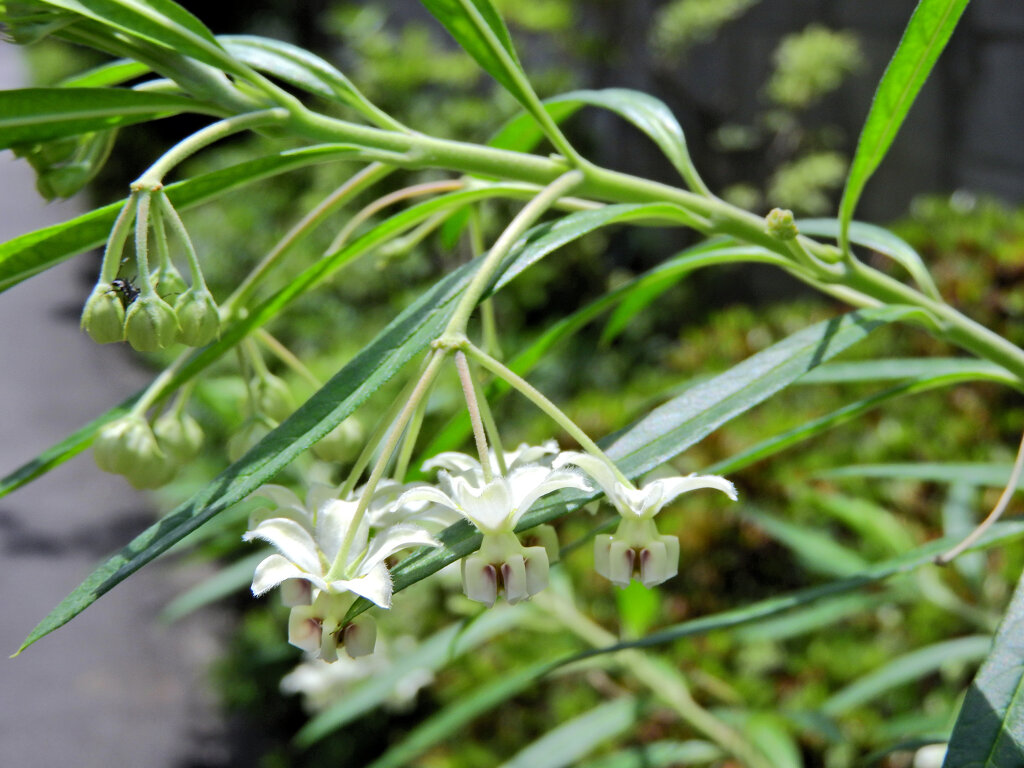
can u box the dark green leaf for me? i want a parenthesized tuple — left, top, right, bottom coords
(838, 0, 970, 250)
(945, 572, 1024, 767)
(220, 35, 404, 130)
(492, 88, 707, 192)
(418, 0, 531, 107)
(0, 144, 360, 293)
(58, 58, 151, 88)
(0, 88, 214, 149)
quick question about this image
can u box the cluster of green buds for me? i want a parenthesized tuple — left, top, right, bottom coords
(93, 403, 203, 489)
(81, 188, 220, 352)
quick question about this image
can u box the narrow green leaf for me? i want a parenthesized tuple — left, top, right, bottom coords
(739, 508, 871, 579)
(821, 635, 991, 717)
(366, 659, 557, 768)
(820, 463, 1021, 488)
(0, 88, 214, 149)
(492, 88, 708, 192)
(798, 357, 1014, 385)
(838, 0, 970, 250)
(36, 0, 247, 78)
(58, 58, 151, 88)
(220, 35, 404, 131)
(418, 0, 530, 106)
(805, 490, 916, 554)
(945, 572, 1024, 766)
(734, 594, 881, 643)
(296, 607, 523, 745)
(499, 698, 641, 768)
(575, 741, 723, 768)
(800, 217, 940, 298)
(388, 306, 919, 605)
(943, 482, 985, 587)
(0, 144, 360, 293)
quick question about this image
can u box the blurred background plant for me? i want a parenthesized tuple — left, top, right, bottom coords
(9, 0, 1024, 765)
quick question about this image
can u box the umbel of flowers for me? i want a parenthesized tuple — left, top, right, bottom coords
(244, 439, 737, 661)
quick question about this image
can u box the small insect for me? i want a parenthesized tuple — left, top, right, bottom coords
(110, 277, 140, 308)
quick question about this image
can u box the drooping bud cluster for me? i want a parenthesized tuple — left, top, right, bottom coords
(80, 189, 221, 352)
(93, 406, 204, 489)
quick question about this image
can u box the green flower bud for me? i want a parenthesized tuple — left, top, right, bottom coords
(80, 283, 126, 344)
(174, 287, 220, 347)
(124, 293, 179, 352)
(153, 411, 204, 462)
(228, 418, 273, 463)
(93, 415, 175, 488)
(152, 262, 188, 300)
(312, 417, 364, 463)
(765, 208, 799, 240)
(255, 374, 295, 422)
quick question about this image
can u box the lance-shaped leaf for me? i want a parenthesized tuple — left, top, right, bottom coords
(18, 0, 249, 78)
(492, 88, 708, 193)
(944, 571, 1024, 766)
(219, 35, 405, 131)
(838, 0, 970, 252)
(0, 88, 216, 149)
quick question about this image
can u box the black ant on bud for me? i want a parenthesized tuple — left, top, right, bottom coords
(110, 277, 140, 308)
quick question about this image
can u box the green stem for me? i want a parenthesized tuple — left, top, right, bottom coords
(464, 343, 632, 488)
(132, 191, 155, 292)
(133, 109, 289, 189)
(339, 381, 416, 499)
(393, 392, 429, 483)
(327, 351, 445, 580)
(98, 194, 140, 283)
(225, 163, 395, 312)
(255, 329, 321, 389)
(128, 349, 194, 417)
(454, 351, 492, 483)
(472, 370, 507, 476)
(155, 193, 206, 289)
(445, 171, 584, 336)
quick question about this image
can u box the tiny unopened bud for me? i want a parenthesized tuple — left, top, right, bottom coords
(153, 411, 204, 462)
(124, 293, 179, 352)
(81, 284, 126, 344)
(765, 208, 799, 240)
(228, 419, 273, 462)
(93, 414, 175, 488)
(174, 287, 220, 346)
(152, 262, 188, 300)
(312, 417, 364, 463)
(255, 373, 295, 422)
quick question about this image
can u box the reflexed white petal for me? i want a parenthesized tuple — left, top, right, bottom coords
(360, 524, 439, 572)
(505, 440, 559, 469)
(249, 484, 312, 529)
(367, 480, 433, 527)
(510, 468, 591, 527)
(553, 452, 621, 498)
(251, 554, 325, 597)
(396, 484, 461, 514)
(330, 562, 393, 608)
(423, 451, 481, 475)
(639, 475, 738, 517)
(316, 499, 364, 565)
(455, 476, 513, 533)
(243, 518, 322, 575)
(254, 483, 304, 512)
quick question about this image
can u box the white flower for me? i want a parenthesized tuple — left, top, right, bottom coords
(553, 451, 737, 587)
(397, 464, 590, 606)
(422, 440, 561, 484)
(244, 496, 439, 659)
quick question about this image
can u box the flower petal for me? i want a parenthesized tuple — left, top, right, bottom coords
(552, 452, 621, 499)
(510, 467, 591, 527)
(640, 474, 738, 516)
(360, 524, 439, 573)
(316, 499, 364, 565)
(330, 562, 393, 608)
(251, 554, 327, 597)
(422, 451, 481, 475)
(455, 476, 513, 533)
(243, 518, 322, 576)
